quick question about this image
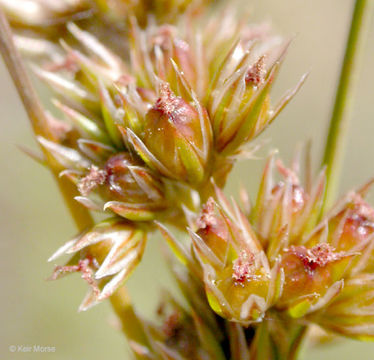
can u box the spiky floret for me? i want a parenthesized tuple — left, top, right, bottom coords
(48, 217, 147, 310)
(185, 152, 374, 340)
(190, 197, 280, 325)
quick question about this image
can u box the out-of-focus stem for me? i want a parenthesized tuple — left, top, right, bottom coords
(0, 12, 53, 139)
(287, 325, 308, 360)
(0, 11, 141, 350)
(0, 8, 93, 231)
(110, 287, 148, 349)
(321, 0, 373, 213)
(250, 320, 307, 360)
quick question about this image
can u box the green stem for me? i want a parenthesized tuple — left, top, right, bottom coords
(0, 9, 93, 231)
(250, 321, 273, 360)
(321, 0, 373, 213)
(287, 325, 308, 360)
(271, 324, 308, 360)
(250, 319, 308, 360)
(110, 287, 149, 351)
(0, 9, 146, 348)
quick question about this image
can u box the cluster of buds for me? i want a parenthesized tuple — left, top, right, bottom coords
(189, 153, 374, 339)
(3, 0, 374, 358)
(30, 12, 306, 189)
(0, 3, 306, 308)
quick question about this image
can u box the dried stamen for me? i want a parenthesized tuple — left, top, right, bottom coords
(287, 243, 343, 273)
(78, 165, 107, 196)
(196, 198, 217, 229)
(232, 250, 255, 284)
(154, 82, 179, 115)
(50, 258, 100, 296)
(162, 311, 182, 338)
(245, 56, 266, 86)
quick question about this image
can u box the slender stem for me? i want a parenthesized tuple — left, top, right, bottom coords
(0, 13, 53, 139)
(110, 287, 148, 348)
(0, 11, 144, 349)
(0, 9, 93, 231)
(288, 325, 308, 360)
(250, 316, 308, 360)
(321, 0, 373, 213)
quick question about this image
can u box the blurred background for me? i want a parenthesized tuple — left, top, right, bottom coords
(1, 0, 373, 359)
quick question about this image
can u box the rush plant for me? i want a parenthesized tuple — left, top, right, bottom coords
(0, 0, 373, 359)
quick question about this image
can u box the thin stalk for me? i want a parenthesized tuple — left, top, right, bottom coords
(321, 0, 373, 213)
(0, 9, 145, 348)
(0, 9, 93, 231)
(250, 320, 308, 360)
(110, 287, 149, 348)
(287, 325, 308, 360)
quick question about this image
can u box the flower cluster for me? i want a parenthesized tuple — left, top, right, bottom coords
(190, 153, 374, 339)
(3, 5, 305, 309)
(4, 0, 374, 359)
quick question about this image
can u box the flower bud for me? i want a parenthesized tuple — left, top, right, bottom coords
(276, 243, 353, 318)
(76, 152, 168, 221)
(209, 43, 307, 155)
(104, 153, 164, 203)
(251, 154, 326, 251)
(306, 193, 374, 274)
(191, 198, 278, 325)
(148, 25, 202, 95)
(337, 198, 374, 252)
(195, 198, 233, 264)
(138, 82, 212, 185)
